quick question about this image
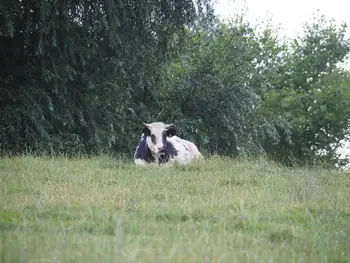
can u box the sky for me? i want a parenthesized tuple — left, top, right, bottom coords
(214, 0, 349, 38)
(214, 0, 350, 166)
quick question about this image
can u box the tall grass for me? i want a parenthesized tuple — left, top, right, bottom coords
(0, 155, 349, 263)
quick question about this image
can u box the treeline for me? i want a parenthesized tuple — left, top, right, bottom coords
(1, 1, 350, 167)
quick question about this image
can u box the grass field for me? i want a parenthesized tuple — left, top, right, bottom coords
(0, 155, 349, 263)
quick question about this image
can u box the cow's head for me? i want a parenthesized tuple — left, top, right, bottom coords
(142, 122, 177, 155)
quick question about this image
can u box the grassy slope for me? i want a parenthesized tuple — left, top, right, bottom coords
(0, 156, 349, 263)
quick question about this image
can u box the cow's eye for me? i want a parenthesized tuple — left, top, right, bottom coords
(151, 134, 156, 142)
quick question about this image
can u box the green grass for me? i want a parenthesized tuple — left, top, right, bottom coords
(0, 155, 349, 263)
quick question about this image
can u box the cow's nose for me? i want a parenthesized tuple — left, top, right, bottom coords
(158, 146, 165, 152)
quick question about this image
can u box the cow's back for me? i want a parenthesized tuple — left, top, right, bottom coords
(166, 136, 203, 164)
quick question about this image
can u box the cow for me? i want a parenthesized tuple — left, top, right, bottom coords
(133, 122, 203, 166)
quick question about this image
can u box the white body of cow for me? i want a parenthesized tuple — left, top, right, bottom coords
(133, 122, 203, 167)
(134, 136, 203, 166)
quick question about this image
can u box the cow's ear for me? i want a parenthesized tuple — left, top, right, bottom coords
(143, 123, 151, 136)
(166, 124, 177, 137)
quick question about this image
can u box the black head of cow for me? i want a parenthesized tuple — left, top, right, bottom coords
(142, 122, 177, 155)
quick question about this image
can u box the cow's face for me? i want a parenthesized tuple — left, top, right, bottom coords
(143, 122, 177, 155)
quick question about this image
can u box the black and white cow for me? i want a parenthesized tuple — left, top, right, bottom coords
(133, 122, 203, 166)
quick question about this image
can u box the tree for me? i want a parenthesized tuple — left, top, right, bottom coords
(155, 17, 292, 156)
(0, 0, 215, 155)
(258, 14, 350, 165)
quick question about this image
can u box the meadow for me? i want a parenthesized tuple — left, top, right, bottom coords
(0, 155, 349, 263)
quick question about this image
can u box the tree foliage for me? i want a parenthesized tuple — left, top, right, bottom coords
(259, 15, 350, 165)
(1, 2, 350, 168)
(0, 0, 214, 155)
(155, 18, 290, 156)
